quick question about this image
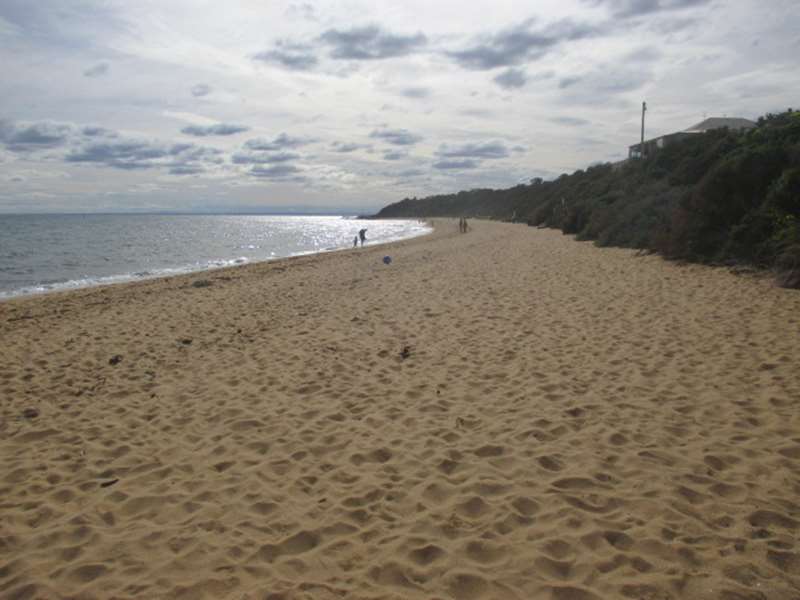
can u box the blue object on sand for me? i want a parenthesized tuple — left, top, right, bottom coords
(383, 255, 392, 265)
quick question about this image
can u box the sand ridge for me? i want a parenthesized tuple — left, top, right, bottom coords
(1, 220, 799, 599)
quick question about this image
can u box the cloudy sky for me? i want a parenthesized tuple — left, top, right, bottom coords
(1, 0, 797, 214)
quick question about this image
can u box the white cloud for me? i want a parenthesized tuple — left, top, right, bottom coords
(0, 0, 796, 212)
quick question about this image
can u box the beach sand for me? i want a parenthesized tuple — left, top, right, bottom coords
(1, 220, 799, 600)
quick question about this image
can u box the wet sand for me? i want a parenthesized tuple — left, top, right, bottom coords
(1, 219, 799, 599)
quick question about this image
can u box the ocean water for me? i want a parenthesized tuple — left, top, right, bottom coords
(0, 214, 430, 299)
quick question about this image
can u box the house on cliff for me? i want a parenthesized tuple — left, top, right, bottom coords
(628, 117, 756, 158)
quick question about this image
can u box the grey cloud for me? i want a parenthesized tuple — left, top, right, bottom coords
(66, 130, 223, 172)
(169, 145, 224, 163)
(585, 0, 711, 18)
(66, 139, 168, 169)
(0, 119, 74, 152)
(624, 46, 662, 62)
(397, 168, 424, 177)
(254, 48, 318, 71)
(320, 25, 427, 60)
(551, 116, 590, 126)
(83, 62, 109, 77)
(169, 165, 206, 175)
(369, 128, 422, 145)
(433, 159, 480, 170)
(331, 141, 370, 153)
(437, 141, 510, 159)
(249, 164, 301, 178)
(559, 76, 582, 88)
(531, 70, 556, 81)
(191, 83, 212, 97)
(253, 40, 318, 71)
(245, 133, 311, 151)
(181, 123, 249, 137)
(448, 19, 602, 70)
(383, 150, 407, 161)
(400, 87, 431, 99)
(81, 126, 116, 137)
(232, 151, 300, 164)
(1, 118, 223, 174)
(161, 145, 225, 175)
(494, 68, 527, 89)
(67, 140, 165, 164)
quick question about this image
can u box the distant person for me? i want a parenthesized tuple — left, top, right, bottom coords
(353, 235, 359, 248)
(459, 217, 465, 233)
(359, 228, 367, 247)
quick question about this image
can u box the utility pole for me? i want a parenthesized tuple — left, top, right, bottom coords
(640, 101, 647, 158)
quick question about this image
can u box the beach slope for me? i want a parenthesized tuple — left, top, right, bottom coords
(1, 220, 799, 599)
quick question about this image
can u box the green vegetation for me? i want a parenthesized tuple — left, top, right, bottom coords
(374, 110, 800, 288)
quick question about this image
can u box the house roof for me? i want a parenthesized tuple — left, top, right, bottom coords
(684, 117, 757, 133)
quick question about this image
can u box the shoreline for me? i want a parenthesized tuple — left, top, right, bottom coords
(2, 219, 799, 599)
(0, 219, 434, 305)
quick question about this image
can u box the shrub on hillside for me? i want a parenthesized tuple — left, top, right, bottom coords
(373, 109, 800, 287)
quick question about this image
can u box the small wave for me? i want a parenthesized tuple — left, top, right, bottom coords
(207, 257, 249, 268)
(0, 273, 138, 299)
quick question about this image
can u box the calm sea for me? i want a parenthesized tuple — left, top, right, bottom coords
(0, 214, 430, 300)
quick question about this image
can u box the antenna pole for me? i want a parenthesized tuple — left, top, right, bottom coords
(640, 101, 647, 157)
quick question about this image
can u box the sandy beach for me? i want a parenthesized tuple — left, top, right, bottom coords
(1, 219, 799, 600)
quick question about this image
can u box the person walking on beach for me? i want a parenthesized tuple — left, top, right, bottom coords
(353, 235, 359, 248)
(358, 228, 367, 247)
